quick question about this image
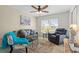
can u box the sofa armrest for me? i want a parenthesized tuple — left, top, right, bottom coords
(59, 35, 66, 44)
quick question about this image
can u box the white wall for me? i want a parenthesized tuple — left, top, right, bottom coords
(69, 5, 79, 40)
(0, 6, 36, 38)
(76, 6, 79, 39)
(77, 6, 79, 26)
(69, 6, 77, 24)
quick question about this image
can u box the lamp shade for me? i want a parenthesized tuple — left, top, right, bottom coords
(69, 24, 78, 36)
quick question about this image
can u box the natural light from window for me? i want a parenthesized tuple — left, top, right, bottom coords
(41, 18, 58, 33)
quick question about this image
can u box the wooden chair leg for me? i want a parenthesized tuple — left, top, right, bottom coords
(25, 47, 28, 53)
(10, 45, 13, 53)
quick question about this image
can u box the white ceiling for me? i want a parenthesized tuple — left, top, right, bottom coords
(9, 5, 74, 17)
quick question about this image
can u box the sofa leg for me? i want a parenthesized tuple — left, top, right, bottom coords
(10, 45, 13, 53)
(25, 47, 28, 53)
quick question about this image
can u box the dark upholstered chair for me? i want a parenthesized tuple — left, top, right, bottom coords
(48, 28, 67, 45)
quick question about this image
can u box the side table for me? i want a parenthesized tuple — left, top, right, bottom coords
(64, 38, 79, 53)
(64, 38, 72, 53)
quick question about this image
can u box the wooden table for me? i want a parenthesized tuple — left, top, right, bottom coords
(64, 38, 72, 53)
(64, 38, 79, 53)
(43, 33, 48, 38)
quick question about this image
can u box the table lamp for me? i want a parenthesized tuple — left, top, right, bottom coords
(69, 24, 78, 43)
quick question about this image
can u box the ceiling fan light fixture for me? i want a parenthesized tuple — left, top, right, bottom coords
(39, 11, 42, 13)
(36, 11, 42, 14)
(31, 5, 48, 14)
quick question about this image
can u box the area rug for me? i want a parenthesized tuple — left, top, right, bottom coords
(28, 37, 64, 53)
(0, 37, 64, 53)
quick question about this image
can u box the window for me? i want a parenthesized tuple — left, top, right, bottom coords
(41, 18, 58, 33)
(49, 19, 58, 26)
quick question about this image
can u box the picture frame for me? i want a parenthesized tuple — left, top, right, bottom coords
(20, 15, 31, 25)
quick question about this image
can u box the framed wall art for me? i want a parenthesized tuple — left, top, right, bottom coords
(20, 15, 31, 25)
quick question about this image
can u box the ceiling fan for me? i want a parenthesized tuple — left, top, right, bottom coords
(30, 5, 48, 13)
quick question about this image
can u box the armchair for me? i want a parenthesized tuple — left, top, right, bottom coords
(2, 29, 38, 53)
(2, 32, 31, 53)
(48, 28, 67, 45)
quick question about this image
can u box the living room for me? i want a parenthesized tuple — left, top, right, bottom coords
(0, 5, 79, 53)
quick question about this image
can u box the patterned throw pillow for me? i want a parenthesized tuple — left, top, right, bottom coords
(7, 35, 13, 45)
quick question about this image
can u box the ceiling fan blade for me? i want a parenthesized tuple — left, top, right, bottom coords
(42, 11, 48, 13)
(30, 11, 37, 13)
(31, 5, 38, 10)
(41, 5, 48, 11)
